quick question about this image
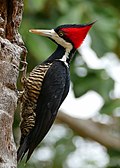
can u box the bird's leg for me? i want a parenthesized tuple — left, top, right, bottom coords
(18, 46, 28, 103)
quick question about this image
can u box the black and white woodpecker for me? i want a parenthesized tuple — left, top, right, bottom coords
(17, 22, 95, 162)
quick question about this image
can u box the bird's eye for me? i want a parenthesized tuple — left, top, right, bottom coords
(58, 31, 64, 37)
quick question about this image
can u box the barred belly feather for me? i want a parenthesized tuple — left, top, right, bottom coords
(20, 63, 52, 142)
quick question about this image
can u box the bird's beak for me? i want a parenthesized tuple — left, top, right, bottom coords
(29, 29, 55, 38)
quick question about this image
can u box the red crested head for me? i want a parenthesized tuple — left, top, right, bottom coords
(54, 21, 95, 49)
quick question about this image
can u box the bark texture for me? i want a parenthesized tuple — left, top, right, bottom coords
(0, 0, 24, 167)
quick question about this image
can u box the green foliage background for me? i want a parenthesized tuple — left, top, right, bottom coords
(15, 0, 120, 167)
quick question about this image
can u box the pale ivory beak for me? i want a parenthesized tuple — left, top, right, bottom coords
(29, 29, 55, 38)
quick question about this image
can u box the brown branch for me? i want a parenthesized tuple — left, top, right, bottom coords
(57, 111, 120, 150)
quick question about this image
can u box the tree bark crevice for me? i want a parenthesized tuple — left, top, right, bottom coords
(0, 0, 24, 167)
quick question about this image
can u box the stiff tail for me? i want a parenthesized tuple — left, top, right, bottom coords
(17, 138, 29, 163)
(17, 135, 38, 163)
(17, 138, 40, 163)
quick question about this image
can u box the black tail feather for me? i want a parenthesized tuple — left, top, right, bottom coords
(26, 145, 35, 162)
(17, 138, 29, 162)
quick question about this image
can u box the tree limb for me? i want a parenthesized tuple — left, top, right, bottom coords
(57, 111, 120, 150)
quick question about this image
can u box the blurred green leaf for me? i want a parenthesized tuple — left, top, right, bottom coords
(100, 99, 120, 114)
(71, 60, 114, 102)
(107, 149, 120, 168)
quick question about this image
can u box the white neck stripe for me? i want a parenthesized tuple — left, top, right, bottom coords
(59, 48, 72, 67)
(51, 29, 73, 66)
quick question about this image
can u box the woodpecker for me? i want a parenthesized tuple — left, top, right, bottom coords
(17, 22, 95, 162)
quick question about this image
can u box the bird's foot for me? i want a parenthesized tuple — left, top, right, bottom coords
(17, 90, 24, 103)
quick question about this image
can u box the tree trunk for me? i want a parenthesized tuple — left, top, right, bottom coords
(0, 0, 24, 167)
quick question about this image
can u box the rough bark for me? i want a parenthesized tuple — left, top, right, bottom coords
(0, 0, 24, 167)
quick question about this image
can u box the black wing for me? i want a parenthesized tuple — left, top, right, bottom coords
(17, 60, 70, 162)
